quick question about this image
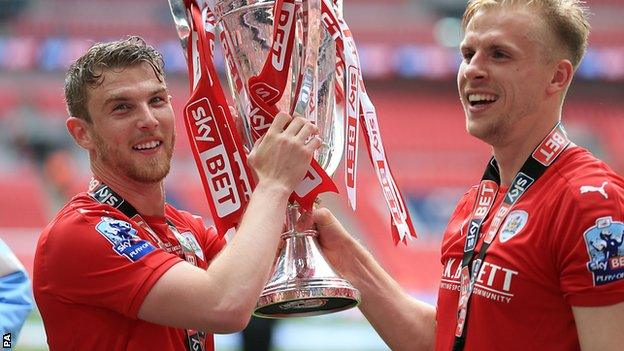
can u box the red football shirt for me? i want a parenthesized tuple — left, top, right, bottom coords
(33, 193, 226, 351)
(436, 147, 624, 350)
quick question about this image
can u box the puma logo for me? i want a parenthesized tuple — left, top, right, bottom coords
(580, 181, 609, 199)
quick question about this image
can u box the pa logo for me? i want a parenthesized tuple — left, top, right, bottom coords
(2, 333, 11, 348)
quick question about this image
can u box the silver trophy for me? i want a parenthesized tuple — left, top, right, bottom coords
(214, 0, 359, 318)
(170, 0, 360, 318)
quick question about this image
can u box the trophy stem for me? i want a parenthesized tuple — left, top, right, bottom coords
(254, 202, 360, 318)
(285, 202, 300, 233)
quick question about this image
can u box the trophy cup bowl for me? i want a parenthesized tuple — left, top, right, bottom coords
(214, 0, 360, 318)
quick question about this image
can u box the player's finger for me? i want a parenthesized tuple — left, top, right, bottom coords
(284, 116, 307, 136)
(295, 122, 319, 143)
(267, 112, 292, 134)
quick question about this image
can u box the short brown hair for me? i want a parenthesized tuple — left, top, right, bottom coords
(461, 0, 590, 69)
(64, 36, 165, 122)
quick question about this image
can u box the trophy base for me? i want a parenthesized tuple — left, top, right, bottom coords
(254, 207, 361, 319)
(254, 279, 360, 318)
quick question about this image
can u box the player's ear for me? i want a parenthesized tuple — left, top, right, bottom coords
(67, 117, 96, 151)
(546, 58, 574, 96)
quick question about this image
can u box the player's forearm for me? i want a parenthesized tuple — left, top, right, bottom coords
(342, 238, 436, 351)
(204, 181, 290, 318)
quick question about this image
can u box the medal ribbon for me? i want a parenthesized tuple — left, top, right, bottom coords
(87, 178, 210, 351)
(452, 124, 571, 350)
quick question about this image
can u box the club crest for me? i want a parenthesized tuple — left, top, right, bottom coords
(583, 216, 624, 286)
(95, 216, 155, 262)
(180, 231, 205, 261)
(499, 210, 528, 243)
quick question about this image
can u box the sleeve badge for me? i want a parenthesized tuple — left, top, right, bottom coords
(95, 216, 156, 262)
(583, 216, 624, 286)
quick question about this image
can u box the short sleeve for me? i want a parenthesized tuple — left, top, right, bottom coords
(169, 207, 226, 264)
(555, 180, 624, 307)
(200, 226, 226, 263)
(181, 211, 226, 263)
(37, 209, 183, 318)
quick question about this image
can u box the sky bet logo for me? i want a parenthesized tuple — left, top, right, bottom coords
(3, 333, 11, 348)
(186, 98, 242, 217)
(92, 185, 123, 208)
(271, 1, 295, 71)
(506, 172, 534, 203)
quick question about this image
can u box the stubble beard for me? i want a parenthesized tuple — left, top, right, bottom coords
(466, 115, 510, 146)
(465, 102, 529, 148)
(94, 133, 175, 183)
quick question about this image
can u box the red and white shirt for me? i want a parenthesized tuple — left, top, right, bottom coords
(436, 147, 624, 350)
(33, 193, 225, 351)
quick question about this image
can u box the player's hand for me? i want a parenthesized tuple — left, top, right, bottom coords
(247, 112, 322, 192)
(311, 207, 352, 274)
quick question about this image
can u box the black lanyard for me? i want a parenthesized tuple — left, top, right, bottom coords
(452, 124, 571, 351)
(88, 180, 207, 351)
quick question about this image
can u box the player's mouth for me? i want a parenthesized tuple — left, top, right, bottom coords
(467, 93, 498, 108)
(468, 93, 498, 108)
(132, 140, 163, 153)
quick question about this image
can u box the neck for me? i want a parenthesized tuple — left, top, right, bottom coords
(492, 121, 559, 186)
(91, 165, 166, 217)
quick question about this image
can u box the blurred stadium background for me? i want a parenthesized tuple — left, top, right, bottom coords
(1, 0, 623, 350)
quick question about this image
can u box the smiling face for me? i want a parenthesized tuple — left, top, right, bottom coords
(457, 6, 559, 147)
(83, 62, 175, 183)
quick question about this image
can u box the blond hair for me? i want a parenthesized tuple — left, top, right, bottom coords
(461, 0, 590, 69)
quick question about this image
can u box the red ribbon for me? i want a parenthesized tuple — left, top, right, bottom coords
(182, 3, 254, 236)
